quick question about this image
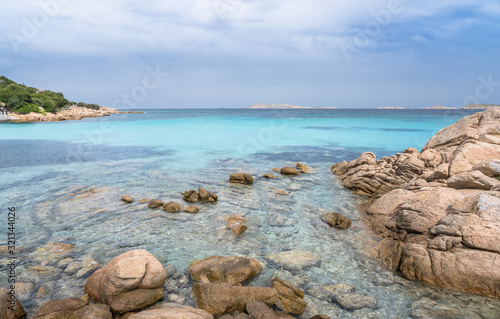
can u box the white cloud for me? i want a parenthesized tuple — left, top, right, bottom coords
(1, 0, 497, 59)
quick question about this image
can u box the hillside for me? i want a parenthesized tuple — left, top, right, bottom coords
(0, 76, 100, 114)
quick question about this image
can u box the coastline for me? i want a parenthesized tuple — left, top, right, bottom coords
(331, 108, 500, 297)
(8, 106, 143, 122)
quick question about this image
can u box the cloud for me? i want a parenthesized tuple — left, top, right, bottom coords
(1, 0, 499, 108)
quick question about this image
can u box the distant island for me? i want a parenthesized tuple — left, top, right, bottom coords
(0, 75, 142, 122)
(461, 104, 500, 109)
(378, 104, 500, 110)
(377, 106, 406, 109)
(248, 103, 336, 109)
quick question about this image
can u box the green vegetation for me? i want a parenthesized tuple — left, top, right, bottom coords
(0, 75, 101, 114)
(495, 176, 500, 181)
(76, 102, 101, 110)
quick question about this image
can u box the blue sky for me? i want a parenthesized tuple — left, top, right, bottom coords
(1, 0, 500, 108)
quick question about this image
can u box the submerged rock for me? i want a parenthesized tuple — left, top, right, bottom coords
(333, 293, 377, 310)
(410, 298, 461, 319)
(163, 201, 181, 213)
(182, 205, 200, 213)
(226, 214, 248, 235)
(280, 167, 300, 175)
(148, 199, 164, 209)
(296, 162, 311, 170)
(189, 256, 262, 285)
(263, 173, 277, 178)
(229, 173, 254, 184)
(267, 250, 319, 270)
(322, 212, 352, 229)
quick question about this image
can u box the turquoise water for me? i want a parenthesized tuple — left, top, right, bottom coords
(1, 109, 499, 318)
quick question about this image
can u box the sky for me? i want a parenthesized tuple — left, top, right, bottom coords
(1, 0, 500, 109)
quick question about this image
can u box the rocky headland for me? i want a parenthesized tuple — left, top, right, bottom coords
(13, 106, 143, 122)
(331, 108, 500, 296)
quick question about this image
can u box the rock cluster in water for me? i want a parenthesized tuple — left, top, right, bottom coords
(9, 250, 344, 319)
(331, 108, 500, 296)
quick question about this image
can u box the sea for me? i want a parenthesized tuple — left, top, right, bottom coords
(1, 108, 499, 318)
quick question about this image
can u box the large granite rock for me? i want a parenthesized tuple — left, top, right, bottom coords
(189, 256, 262, 285)
(332, 109, 500, 297)
(85, 249, 167, 313)
(193, 283, 278, 315)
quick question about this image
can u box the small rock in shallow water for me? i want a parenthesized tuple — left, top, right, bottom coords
(322, 212, 352, 229)
(139, 198, 149, 203)
(121, 195, 134, 203)
(182, 205, 200, 213)
(163, 201, 181, 213)
(333, 293, 377, 310)
(226, 214, 248, 235)
(231, 224, 247, 235)
(229, 173, 254, 184)
(263, 173, 277, 178)
(148, 199, 164, 208)
(296, 162, 309, 170)
(281, 167, 300, 175)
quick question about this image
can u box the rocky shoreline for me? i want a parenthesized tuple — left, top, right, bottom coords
(331, 108, 500, 297)
(11, 106, 143, 122)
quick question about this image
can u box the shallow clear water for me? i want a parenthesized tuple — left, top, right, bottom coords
(1, 109, 499, 318)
